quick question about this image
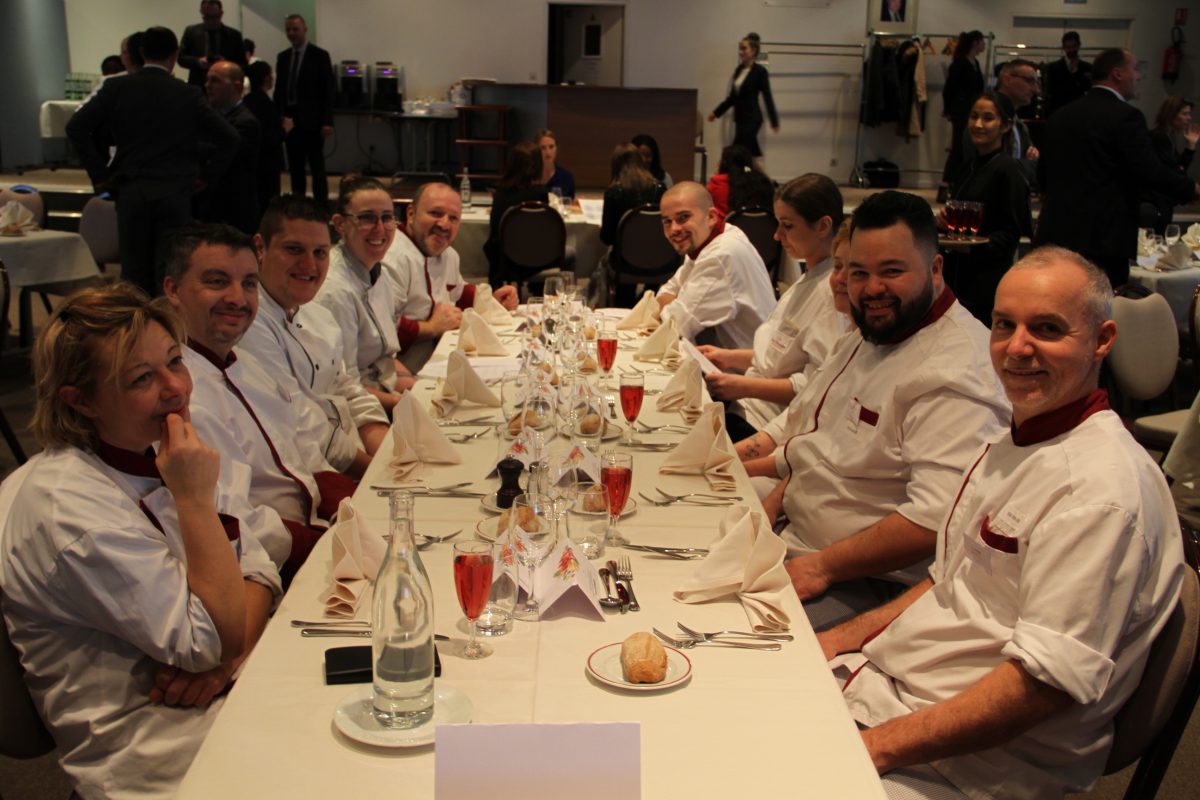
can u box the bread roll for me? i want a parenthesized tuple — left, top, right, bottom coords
(582, 325, 597, 340)
(621, 632, 668, 684)
(578, 412, 602, 435)
(580, 355, 598, 373)
(582, 484, 607, 512)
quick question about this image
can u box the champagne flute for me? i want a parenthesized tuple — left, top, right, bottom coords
(618, 373, 644, 444)
(509, 492, 558, 621)
(453, 541, 494, 659)
(596, 320, 618, 388)
(601, 451, 633, 547)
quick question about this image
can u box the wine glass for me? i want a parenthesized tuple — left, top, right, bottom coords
(596, 320, 618, 388)
(500, 370, 527, 436)
(601, 451, 633, 547)
(509, 492, 559, 621)
(571, 480, 607, 559)
(966, 202, 984, 238)
(567, 382, 604, 451)
(453, 541, 494, 659)
(618, 373, 644, 444)
(1165, 224, 1182, 246)
(543, 276, 564, 306)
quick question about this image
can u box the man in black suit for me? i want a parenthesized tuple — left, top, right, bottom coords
(1036, 49, 1199, 287)
(1044, 31, 1092, 118)
(179, 0, 246, 88)
(274, 14, 335, 210)
(66, 26, 240, 295)
(199, 61, 261, 235)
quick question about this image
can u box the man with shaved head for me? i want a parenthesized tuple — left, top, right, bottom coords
(655, 181, 777, 348)
(200, 59, 260, 234)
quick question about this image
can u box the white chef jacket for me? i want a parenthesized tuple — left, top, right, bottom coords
(836, 395, 1185, 800)
(0, 444, 281, 800)
(657, 222, 777, 350)
(736, 256, 847, 430)
(240, 290, 388, 472)
(774, 290, 1010, 581)
(185, 341, 329, 563)
(313, 243, 401, 392)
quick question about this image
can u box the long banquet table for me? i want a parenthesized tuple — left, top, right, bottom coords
(177, 316, 885, 798)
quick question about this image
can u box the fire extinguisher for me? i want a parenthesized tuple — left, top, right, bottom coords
(1162, 26, 1183, 83)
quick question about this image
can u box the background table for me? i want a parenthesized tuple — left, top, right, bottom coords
(1129, 263, 1200, 334)
(453, 204, 605, 283)
(0, 229, 101, 343)
(177, 321, 885, 798)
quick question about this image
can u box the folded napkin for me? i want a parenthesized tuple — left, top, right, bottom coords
(390, 391, 463, 480)
(673, 505, 791, 632)
(324, 499, 388, 618)
(617, 290, 662, 331)
(1158, 241, 1196, 271)
(457, 308, 509, 356)
(0, 201, 36, 233)
(659, 402, 737, 491)
(1137, 227, 1158, 257)
(655, 357, 704, 422)
(634, 316, 678, 362)
(473, 284, 512, 326)
(1184, 223, 1200, 250)
(431, 350, 501, 418)
(660, 335, 683, 371)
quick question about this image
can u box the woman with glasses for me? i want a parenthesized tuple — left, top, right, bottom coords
(314, 175, 414, 411)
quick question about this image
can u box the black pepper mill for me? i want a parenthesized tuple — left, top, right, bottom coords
(495, 456, 524, 509)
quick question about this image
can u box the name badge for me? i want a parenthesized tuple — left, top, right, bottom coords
(845, 398, 862, 433)
(962, 529, 993, 574)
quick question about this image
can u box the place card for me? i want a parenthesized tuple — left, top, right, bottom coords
(679, 339, 720, 375)
(436, 722, 640, 799)
(513, 538, 605, 620)
(553, 443, 601, 483)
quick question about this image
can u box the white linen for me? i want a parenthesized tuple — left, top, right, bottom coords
(840, 410, 1184, 800)
(431, 350, 501, 417)
(659, 402, 738, 491)
(655, 357, 704, 422)
(657, 224, 776, 349)
(634, 316, 678, 362)
(456, 308, 508, 356)
(1158, 241, 1195, 270)
(0, 200, 36, 231)
(673, 505, 791, 631)
(473, 283, 512, 325)
(389, 391, 463, 480)
(324, 499, 387, 618)
(313, 244, 401, 392)
(1184, 222, 1200, 249)
(617, 290, 661, 331)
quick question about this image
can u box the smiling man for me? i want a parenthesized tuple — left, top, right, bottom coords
(816, 246, 1185, 799)
(382, 181, 518, 371)
(163, 223, 356, 582)
(754, 190, 1009, 629)
(655, 181, 777, 348)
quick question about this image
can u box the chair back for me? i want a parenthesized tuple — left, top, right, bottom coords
(0, 187, 45, 228)
(0, 595, 55, 759)
(498, 201, 566, 282)
(1106, 523, 1200, 798)
(1109, 294, 1180, 401)
(726, 205, 781, 282)
(78, 196, 119, 269)
(1189, 285, 1200, 384)
(612, 204, 681, 286)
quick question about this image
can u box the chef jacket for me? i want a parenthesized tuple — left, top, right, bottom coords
(383, 231, 477, 371)
(313, 243, 401, 392)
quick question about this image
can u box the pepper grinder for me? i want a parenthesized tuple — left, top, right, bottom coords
(495, 456, 524, 509)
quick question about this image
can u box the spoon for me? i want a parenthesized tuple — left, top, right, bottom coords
(597, 567, 623, 610)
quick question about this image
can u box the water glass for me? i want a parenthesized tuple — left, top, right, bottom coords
(509, 492, 559, 621)
(1165, 224, 1182, 246)
(571, 480, 607, 559)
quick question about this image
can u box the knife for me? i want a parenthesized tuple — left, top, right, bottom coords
(614, 582, 630, 614)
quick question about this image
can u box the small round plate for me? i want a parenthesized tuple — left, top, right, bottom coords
(937, 235, 988, 247)
(558, 422, 623, 442)
(333, 685, 472, 748)
(586, 642, 692, 692)
(572, 496, 637, 517)
(475, 516, 502, 542)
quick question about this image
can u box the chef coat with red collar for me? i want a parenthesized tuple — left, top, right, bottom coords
(383, 230, 476, 347)
(313, 243, 402, 392)
(835, 393, 1185, 800)
(774, 289, 1010, 582)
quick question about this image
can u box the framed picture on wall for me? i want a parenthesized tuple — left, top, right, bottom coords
(867, 0, 918, 35)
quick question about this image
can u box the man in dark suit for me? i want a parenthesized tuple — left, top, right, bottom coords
(66, 26, 240, 296)
(199, 61, 261, 235)
(1044, 31, 1092, 118)
(1036, 49, 1199, 287)
(178, 0, 246, 88)
(274, 14, 335, 210)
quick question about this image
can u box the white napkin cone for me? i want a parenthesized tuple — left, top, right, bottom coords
(431, 350, 501, 418)
(390, 391, 463, 480)
(634, 316, 678, 362)
(659, 402, 737, 491)
(617, 290, 661, 331)
(0, 201, 36, 232)
(457, 308, 509, 356)
(1183, 223, 1200, 250)
(655, 357, 704, 422)
(660, 335, 683, 371)
(1158, 241, 1195, 271)
(473, 284, 512, 326)
(673, 505, 791, 632)
(324, 499, 387, 618)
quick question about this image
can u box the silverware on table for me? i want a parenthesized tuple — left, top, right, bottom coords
(435, 416, 495, 426)
(623, 544, 709, 559)
(653, 627, 781, 651)
(290, 619, 368, 628)
(676, 622, 793, 643)
(369, 481, 472, 492)
(639, 491, 733, 507)
(597, 567, 623, 610)
(615, 557, 641, 612)
(300, 628, 372, 638)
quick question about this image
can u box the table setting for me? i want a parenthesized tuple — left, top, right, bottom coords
(176, 278, 885, 799)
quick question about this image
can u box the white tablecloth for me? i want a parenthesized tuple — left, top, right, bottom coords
(177, 327, 885, 799)
(0, 229, 99, 287)
(1129, 264, 1200, 333)
(39, 100, 82, 138)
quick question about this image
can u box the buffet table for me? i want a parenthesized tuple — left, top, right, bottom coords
(177, 318, 885, 799)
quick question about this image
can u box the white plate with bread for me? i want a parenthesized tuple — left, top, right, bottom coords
(586, 637, 692, 692)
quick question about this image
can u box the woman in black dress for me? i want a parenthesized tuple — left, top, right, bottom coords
(1145, 97, 1199, 233)
(707, 32, 780, 162)
(940, 92, 1032, 325)
(631, 133, 673, 189)
(941, 31, 985, 184)
(485, 141, 549, 287)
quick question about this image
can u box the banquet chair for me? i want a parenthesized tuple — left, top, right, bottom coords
(726, 206, 782, 288)
(77, 196, 120, 276)
(1133, 287, 1200, 456)
(0, 186, 46, 229)
(0, 261, 28, 465)
(497, 201, 572, 296)
(0, 594, 55, 759)
(608, 204, 681, 305)
(1108, 293, 1180, 429)
(1103, 520, 1200, 799)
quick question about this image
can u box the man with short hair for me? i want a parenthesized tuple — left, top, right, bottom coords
(178, 0, 246, 87)
(655, 181, 777, 349)
(240, 196, 389, 478)
(163, 223, 355, 582)
(383, 181, 519, 371)
(1044, 31, 1092, 117)
(274, 14, 335, 209)
(1037, 48, 1199, 287)
(67, 26, 239, 296)
(751, 191, 1010, 628)
(960, 59, 1039, 182)
(200, 60, 260, 234)
(817, 247, 1185, 799)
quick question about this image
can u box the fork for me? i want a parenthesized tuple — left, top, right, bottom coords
(676, 622, 794, 643)
(652, 627, 781, 651)
(635, 421, 690, 433)
(446, 426, 495, 442)
(638, 491, 734, 507)
(656, 489, 742, 503)
(616, 556, 641, 611)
